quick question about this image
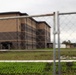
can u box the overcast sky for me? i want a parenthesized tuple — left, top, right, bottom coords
(0, 0, 76, 43)
(0, 0, 76, 15)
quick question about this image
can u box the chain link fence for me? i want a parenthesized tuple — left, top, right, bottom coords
(59, 12, 76, 60)
(60, 13, 76, 47)
(0, 12, 76, 75)
(0, 12, 55, 75)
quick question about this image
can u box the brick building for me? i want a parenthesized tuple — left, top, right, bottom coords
(36, 22, 51, 48)
(0, 12, 51, 49)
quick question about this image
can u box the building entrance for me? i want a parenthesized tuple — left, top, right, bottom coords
(1, 42, 12, 49)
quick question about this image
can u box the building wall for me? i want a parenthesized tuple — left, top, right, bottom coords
(0, 13, 21, 49)
(36, 22, 51, 48)
(45, 24, 51, 48)
(0, 12, 51, 49)
(20, 17, 36, 49)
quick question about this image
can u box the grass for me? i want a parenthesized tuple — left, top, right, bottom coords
(0, 48, 76, 60)
(0, 62, 76, 75)
(0, 51, 52, 60)
(0, 48, 76, 75)
(0, 62, 46, 75)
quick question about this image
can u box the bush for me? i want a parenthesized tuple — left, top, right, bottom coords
(66, 62, 73, 67)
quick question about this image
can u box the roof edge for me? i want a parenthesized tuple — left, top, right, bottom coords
(37, 21, 51, 28)
(0, 11, 28, 15)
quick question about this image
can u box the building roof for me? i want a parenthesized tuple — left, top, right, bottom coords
(0, 11, 37, 22)
(0, 11, 28, 15)
(37, 21, 51, 28)
(0, 11, 51, 28)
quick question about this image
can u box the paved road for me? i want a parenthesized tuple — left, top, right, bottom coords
(0, 60, 76, 62)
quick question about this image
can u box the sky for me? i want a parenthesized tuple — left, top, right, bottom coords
(0, 0, 76, 43)
(0, 0, 76, 15)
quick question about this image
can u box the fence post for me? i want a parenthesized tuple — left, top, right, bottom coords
(53, 11, 61, 75)
(57, 11, 61, 75)
(53, 12, 56, 75)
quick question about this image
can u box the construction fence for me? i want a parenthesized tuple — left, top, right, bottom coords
(0, 12, 76, 75)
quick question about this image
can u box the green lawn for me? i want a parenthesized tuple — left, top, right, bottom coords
(0, 48, 76, 60)
(0, 62, 76, 75)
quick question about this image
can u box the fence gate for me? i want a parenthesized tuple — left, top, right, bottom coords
(57, 12, 76, 75)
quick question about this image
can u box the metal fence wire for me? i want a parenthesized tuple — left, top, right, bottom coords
(58, 12, 76, 75)
(59, 12, 76, 48)
(58, 12, 76, 61)
(0, 12, 56, 75)
(0, 12, 76, 75)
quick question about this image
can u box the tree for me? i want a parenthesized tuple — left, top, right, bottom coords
(68, 40, 71, 44)
(62, 40, 71, 44)
(62, 41, 68, 44)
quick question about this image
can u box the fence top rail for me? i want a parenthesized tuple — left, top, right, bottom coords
(59, 12, 76, 15)
(0, 13, 55, 20)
